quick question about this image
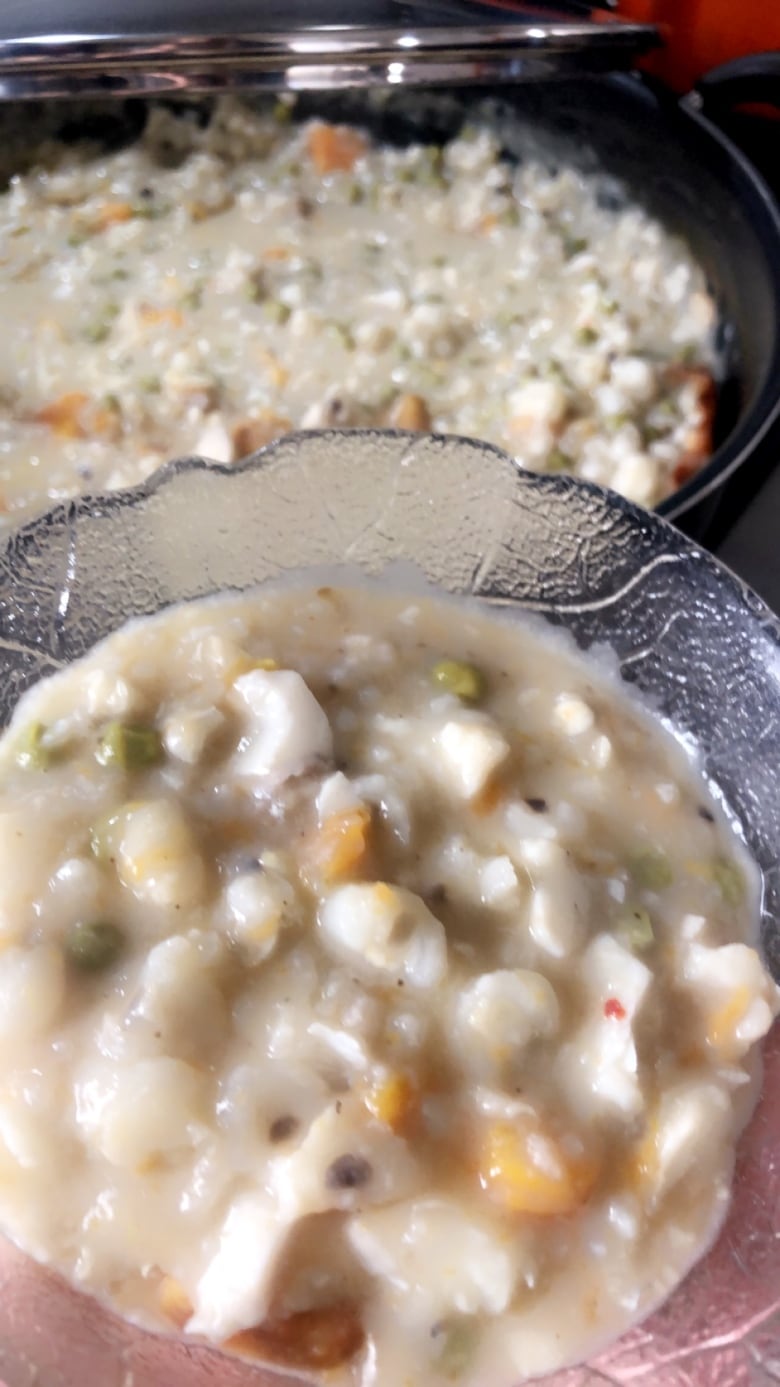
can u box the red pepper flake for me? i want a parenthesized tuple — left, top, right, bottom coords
(604, 997, 626, 1021)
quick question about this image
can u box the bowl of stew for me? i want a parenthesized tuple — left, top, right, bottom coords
(0, 428, 776, 1387)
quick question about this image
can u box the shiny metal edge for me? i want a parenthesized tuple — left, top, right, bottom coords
(0, 53, 649, 102)
(0, 21, 660, 64)
(0, 22, 659, 101)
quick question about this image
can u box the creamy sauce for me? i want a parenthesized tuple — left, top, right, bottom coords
(0, 97, 716, 521)
(0, 583, 775, 1385)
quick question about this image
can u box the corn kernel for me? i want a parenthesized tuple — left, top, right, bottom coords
(365, 1071, 418, 1134)
(158, 1274, 193, 1327)
(480, 1122, 597, 1216)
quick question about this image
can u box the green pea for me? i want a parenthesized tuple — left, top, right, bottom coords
(547, 448, 571, 473)
(712, 856, 744, 907)
(66, 920, 124, 972)
(96, 722, 163, 771)
(577, 326, 598, 346)
(431, 659, 486, 703)
(629, 849, 673, 892)
(15, 721, 51, 771)
(563, 234, 588, 258)
(615, 906, 654, 952)
(263, 299, 291, 326)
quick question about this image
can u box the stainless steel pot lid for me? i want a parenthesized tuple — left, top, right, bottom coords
(0, 0, 659, 102)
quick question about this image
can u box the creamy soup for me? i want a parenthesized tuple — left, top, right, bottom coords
(0, 583, 774, 1387)
(0, 96, 716, 521)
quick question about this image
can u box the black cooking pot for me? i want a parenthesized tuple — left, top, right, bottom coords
(2, 56, 780, 541)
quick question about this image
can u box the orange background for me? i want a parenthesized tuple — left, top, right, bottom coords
(616, 0, 780, 92)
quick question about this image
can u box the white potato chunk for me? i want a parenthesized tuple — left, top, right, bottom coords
(519, 839, 587, 958)
(272, 1097, 421, 1217)
(315, 771, 363, 824)
(0, 811, 59, 939)
(117, 799, 205, 910)
(609, 356, 655, 404)
(232, 669, 333, 783)
(83, 668, 138, 720)
(433, 715, 509, 800)
(225, 868, 297, 964)
(480, 855, 520, 905)
(0, 1100, 57, 1172)
(43, 856, 104, 926)
(0, 946, 65, 1044)
(455, 970, 559, 1075)
(350, 1198, 522, 1323)
(553, 693, 594, 737)
(132, 932, 228, 1060)
(561, 934, 651, 1118)
(319, 883, 447, 988)
(509, 380, 568, 429)
(189, 1192, 295, 1341)
(194, 412, 233, 463)
(83, 1057, 207, 1168)
(683, 941, 780, 1056)
(645, 1079, 731, 1201)
(162, 706, 225, 764)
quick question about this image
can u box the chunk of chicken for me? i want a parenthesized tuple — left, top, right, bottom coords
(319, 882, 447, 987)
(232, 669, 333, 784)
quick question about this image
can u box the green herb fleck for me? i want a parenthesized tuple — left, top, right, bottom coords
(629, 848, 673, 892)
(547, 448, 571, 473)
(712, 857, 744, 907)
(96, 722, 163, 771)
(615, 907, 654, 952)
(180, 282, 204, 311)
(131, 201, 169, 221)
(66, 920, 124, 973)
(263, 299, 291, 326)
(563, 234, 589, 259)
(16, 721, 52, 771)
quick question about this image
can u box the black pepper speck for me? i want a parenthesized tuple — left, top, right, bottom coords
(325, 1154, 373, 1190)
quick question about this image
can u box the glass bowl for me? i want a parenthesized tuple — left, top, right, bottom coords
(0, 428, 777, 1387)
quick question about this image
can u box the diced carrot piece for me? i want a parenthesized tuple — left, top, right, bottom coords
(158, 1275, 193, 1328)
(385, 393, 432, 431)
(305, 807, 372, 885)
(667, 366, 716, 487)
(34, 391, 90, 439)
(307, 121, 367, 174)
(471, 775, 507, 817)
(263, 246, 291, 262)
(365, 1070, 419, 1135)
(226, 1303, 365, 1370)
(92, 201, 134, 231)
(231, 412, 292, 459)
(481, 1121, 598, 1216)
(138, 304, 184, 329)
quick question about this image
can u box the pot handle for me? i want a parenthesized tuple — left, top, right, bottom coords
(694, 52, 780, 115)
